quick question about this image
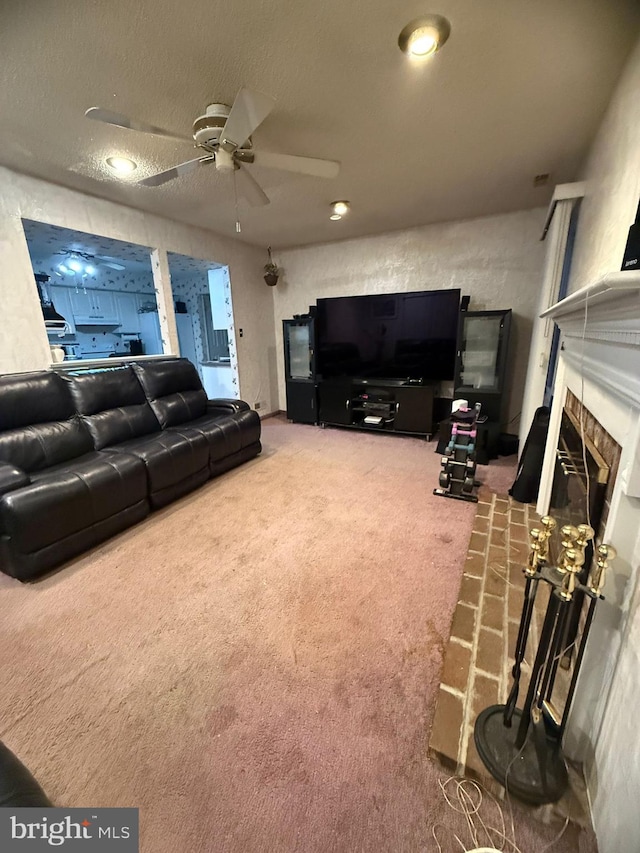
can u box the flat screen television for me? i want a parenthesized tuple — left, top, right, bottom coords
(316, 288, 460, 382)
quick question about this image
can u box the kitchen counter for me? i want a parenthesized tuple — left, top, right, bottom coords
(52, 354, 169, 370)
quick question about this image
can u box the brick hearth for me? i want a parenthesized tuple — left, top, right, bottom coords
(428, 486, 591, 827)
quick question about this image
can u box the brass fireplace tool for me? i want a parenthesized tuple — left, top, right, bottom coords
(474, 515, 616, 804)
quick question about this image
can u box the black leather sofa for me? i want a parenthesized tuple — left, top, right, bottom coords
(0, 741, 52, 807)
(0, 358, 261, 581)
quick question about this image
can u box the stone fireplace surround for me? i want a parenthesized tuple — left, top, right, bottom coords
(537, 271, 640, 849)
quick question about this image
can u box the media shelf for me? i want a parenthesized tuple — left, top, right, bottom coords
(318, 378, 434, 438)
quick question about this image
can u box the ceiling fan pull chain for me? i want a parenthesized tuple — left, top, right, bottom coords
(233, 170, 242, 233)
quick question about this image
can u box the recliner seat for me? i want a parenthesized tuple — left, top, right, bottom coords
(132, 359, 261, 477)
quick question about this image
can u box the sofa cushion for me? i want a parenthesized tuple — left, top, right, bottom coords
(170, 409, 260, 463)
(0, 451, 147, 553)
(133, 359, 207, 428)
(0, 372, 93, 472)
(64, 367, 160, 449)
(101, 429, 209, 494)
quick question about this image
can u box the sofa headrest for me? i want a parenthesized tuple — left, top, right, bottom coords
(63, 366, 160, 449)
(0, 371, 74, 429)
(133, 359, 207, 428)
(0, 371, 93, 472)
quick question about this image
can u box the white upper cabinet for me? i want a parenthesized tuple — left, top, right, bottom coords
(69, 288, 118, 324)
(115, 292, 141, 334)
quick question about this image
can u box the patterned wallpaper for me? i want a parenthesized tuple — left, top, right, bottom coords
(30, 253, 156, 293)
(170, 269, 239, 393)
(171, 275, 209, 365)
(22, 219, 152, 270)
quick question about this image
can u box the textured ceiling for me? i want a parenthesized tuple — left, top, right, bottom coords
(2, 0, 639, 249)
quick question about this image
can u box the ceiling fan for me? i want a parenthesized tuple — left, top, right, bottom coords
(85, 87, 340, 207)
(54, 249, 126, 273)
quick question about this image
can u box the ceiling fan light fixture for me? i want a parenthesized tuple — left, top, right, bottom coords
(398, 15, 451, 58)
(331, 200, 350, 216)
(330, 213, 342, 221)
(106, 156, 137, 174)
(67, 257, 83, 273)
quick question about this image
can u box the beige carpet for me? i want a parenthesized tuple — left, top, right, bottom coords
(0, 417, 596, 852)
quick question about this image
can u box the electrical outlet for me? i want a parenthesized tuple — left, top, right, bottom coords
(254, 401, 261, 410)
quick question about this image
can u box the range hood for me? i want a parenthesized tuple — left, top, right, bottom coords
(74, 318, 120, 327)
(35, 273, 69, 334)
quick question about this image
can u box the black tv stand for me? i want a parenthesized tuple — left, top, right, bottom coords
(318, 378, 435, 438)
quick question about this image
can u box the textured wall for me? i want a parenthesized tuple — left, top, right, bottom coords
(569, 37, 640, 291)
(0, 167, 277, 413)
(562, 35, 640, 853)
(274, 209, 547, 427)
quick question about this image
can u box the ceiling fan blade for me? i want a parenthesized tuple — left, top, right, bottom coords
(252, 151, 340, 179)
(236, 166, 270, 207)
(220, 88, 276, 152)
(99, 261, 126, 271)
(138, 155, 214, 187)
(85, 107, 190, 142)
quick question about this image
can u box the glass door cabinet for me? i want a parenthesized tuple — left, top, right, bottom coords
(283, 315, 318, 424)
(454, 309, 512, 423)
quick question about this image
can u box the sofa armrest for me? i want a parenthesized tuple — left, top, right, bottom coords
(206, 399, 251, 416)
(0, 463, 30, 498)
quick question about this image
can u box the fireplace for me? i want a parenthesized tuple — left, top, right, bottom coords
(535, 270, 640, 848)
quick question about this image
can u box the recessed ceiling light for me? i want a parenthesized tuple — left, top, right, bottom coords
(398, 15, 451, 58)
(331, 200, 350, 216)
(330, 214, 342, 221)
(106, 156, 137, 174)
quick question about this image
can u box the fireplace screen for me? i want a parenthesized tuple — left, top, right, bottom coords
(549, 407, 609, 571)
(548, 406, 609, 680)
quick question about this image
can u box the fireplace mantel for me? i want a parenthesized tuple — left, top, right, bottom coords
(539, 272, 640, 414)
(540, 271, 640, 346)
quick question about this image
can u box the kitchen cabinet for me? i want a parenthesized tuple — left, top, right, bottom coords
(69, 288, 118, 325)
(115, 292, 140, 334)
(49, 285, 76, 335)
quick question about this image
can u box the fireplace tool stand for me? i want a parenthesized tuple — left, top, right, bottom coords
(474, 517, 616, 805)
